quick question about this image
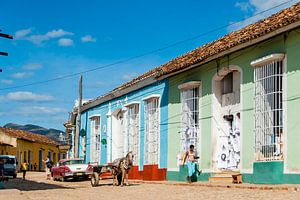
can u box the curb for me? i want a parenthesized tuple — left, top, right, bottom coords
(130, 180, 300, 191)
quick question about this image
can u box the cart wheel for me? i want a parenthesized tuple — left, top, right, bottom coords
(91, 172, 99, 187)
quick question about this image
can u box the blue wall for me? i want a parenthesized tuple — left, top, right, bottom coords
(79, 79, 169, 170)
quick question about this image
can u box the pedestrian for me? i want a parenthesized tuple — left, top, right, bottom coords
(21, 160, 29, 180)
(34, 163, 37, 171)
(183, 144, 200, 183)
(43, 156, 52, 180)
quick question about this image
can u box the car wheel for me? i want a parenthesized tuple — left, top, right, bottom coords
(91, 172, 99, 187)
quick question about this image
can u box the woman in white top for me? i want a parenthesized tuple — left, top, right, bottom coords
(183, 144, 199, 183)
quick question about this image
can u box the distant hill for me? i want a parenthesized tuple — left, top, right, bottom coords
(3, 123, 65, 142)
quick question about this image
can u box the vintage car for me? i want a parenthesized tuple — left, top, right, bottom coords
(51, 158, 93, 181)
(0, 155, 17, 178)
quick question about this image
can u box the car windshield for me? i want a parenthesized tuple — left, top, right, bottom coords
(0, 158, 15, 164)
(64, 160, 84, 165)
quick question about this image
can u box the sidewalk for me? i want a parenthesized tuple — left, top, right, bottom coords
(131, 180, 300, 191)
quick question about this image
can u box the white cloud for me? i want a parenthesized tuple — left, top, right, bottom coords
(230, 0, 299, 31)
(15, 28, 74, 45)
(0, 91, 54, 102)
(19, 106, 66, 115)
(46, 29, 73, 38)
(1, 106, 66, 116)
(23, 63, 43, 70)
(11, 72, 33, 79)
(81, 35, 97, 43)
(122, 72, 139, 82)
(58, 38, 74, 46)
(235, 2, 252, 12)
(15, 28, 32, 39)
(1, 79, 13, 85)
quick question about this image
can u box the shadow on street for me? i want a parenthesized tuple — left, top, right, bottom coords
(4, 177, 74, 191)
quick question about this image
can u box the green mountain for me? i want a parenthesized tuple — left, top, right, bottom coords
(3, 123, 65, 142)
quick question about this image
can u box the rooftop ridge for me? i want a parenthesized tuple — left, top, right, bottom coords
(82, 2, 300, 108)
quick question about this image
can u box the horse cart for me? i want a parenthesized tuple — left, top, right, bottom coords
(90, 164, 114, 187)
(90, 152, 134, 187)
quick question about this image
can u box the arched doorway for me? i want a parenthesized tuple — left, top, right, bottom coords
(111, 108, 126, 160)
(212, 66, 242, 172)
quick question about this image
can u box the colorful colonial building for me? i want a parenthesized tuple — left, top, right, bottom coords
(66, 3, 300, 184)
(0, 127, 68, 171)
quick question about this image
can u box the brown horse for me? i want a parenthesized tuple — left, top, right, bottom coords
(112, 151, 134, 186)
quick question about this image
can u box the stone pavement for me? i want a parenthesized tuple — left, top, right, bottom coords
(132, 179, 300, 191)
(0, 172, 300, 200)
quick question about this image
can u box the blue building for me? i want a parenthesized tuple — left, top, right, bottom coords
(76, 76, 169, 180)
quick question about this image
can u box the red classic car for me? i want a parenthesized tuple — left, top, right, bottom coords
(51, 158, 93, 181)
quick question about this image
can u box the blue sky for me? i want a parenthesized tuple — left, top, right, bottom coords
(0, 0, 298, 130)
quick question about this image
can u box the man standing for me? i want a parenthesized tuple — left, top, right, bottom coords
(21, 160, 29, 180)
(43, 156, 51, 180)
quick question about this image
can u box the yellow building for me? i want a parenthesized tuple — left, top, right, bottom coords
(0, 127, 68, 171)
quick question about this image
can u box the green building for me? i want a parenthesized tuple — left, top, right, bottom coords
(164, 3, 300, 184)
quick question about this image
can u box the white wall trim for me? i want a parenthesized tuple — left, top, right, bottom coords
(178, 81, 201, 90)
(124, 101, 140, 107)
(283, 55, 288, 173)
(142, 94, 160, 101)
(89, 114, 101, 119)
(250, 53, 285, 67)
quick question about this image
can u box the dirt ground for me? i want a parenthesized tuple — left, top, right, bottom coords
(0, 172, 299, 200)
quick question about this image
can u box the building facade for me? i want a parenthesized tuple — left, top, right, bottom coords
(77, 80, 169, 180)
(0, 127, 67, 171)
(67, 3, 300, 184)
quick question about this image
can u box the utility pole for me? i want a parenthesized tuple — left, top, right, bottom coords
(0, 30, 13, 73)
(74, 75, 82, 158)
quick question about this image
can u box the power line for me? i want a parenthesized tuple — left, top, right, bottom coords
(0, 0, 297, 91)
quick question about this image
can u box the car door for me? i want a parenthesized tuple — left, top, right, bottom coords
(59, 161, 65, 177)
(52, 162, 59, 178)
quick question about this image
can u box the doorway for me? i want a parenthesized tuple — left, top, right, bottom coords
(39, 150, 44, 171)
(111, 108, 126, 160)
(212, 66, 242, 172)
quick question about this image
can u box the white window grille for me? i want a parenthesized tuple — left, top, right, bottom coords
(126, 104, 140, 165)
(144, 97, 160, 165)
(90, 116, 101, 163)
(252, 54, 285, 161)
(179, 82, 200, 154)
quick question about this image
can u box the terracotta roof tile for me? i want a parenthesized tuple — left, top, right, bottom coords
(159, 3, 300, 75)
(0, 127, 58, 146)
(83, 2, 300, 107)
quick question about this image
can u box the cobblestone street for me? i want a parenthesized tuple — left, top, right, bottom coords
(1, 172, 299, 200)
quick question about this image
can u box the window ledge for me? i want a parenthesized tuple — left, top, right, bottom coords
(178, 81, 201, 90)
(142, 94, 160, 101)
(251, 53, 285, 67)
(124, 101, 140, 107)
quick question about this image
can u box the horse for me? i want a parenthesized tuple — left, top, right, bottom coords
(112, 151, 134, 186)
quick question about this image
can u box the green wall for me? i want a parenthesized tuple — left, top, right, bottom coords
(167, 28, 300, 183)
